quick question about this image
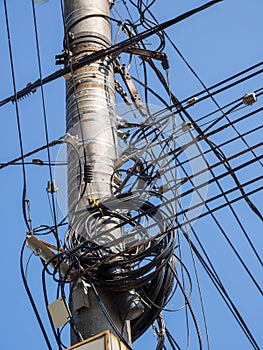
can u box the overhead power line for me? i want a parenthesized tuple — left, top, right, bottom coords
(1, 0, 249, 110)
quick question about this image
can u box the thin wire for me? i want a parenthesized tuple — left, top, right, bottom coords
(195, 87, 263, 123)
(153, 80, 263, 221)
(177, 220, 211, 350)
(174, 123, 263, 171)
(177, 226, 261, 350)
(168, 261, 203, 350)
(177, 232, 191, 349)
(3, 0, 31, 232)
(31, 0, 59, 244)
(200, 99, 263, 168)
(133, 54, 263, 229)
(166, 327, 182, 350)
(0, 138, 62, 170)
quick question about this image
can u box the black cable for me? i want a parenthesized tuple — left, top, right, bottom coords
(166, 327, 182, 350)
(135, 0, 166, 51)
(87, 279, 133, 350)
(65, 13, 129, 33)
(0, 0, 223, 107)
(40, 252, 84, 346)
(41, 262, 63, 350)
(177, 124, 263, 170)
(0, 161, 66, 166)
(138, 252, 192, 312)
(201, 101, 243, 133)
(135, 50, 262, 222)
(176, 232, 191, 349)
(130, 72, 171, 108)
(168, 185, 263, 236)
(31, 0, 60, 245)
(145, 67, 263, 222)
(172, 63, 263, 109)
(184, 240, 260, 350)
(3, 0, 31, 232)
(184, 233, 261, 350)
(168, 260, 203, 350)
(137, 0, 227, 124)
(111, 141, 263, 233)
(0, 138, 62, 170)
(20, 240, 53, 350)
(195, 87, 263, 124)
(177, 221, 209, 350)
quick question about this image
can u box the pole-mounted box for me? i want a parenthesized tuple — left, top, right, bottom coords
(66, 330, 129, 350)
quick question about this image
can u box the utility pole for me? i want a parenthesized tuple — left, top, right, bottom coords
(63, 0, 131, 347)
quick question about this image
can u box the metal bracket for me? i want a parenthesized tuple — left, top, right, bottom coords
(124, 47, 169, 70)
(26, 235, 74, 278)
(55, 49, 73, 65)
(115, 80, 132, 106)
(115, 62, 147, 116)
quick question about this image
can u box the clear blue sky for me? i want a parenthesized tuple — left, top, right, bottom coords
(0, 1, 262, 349)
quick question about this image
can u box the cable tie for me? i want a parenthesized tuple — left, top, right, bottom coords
(91, 196, 103, 215)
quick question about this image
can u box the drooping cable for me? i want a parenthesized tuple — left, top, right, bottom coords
(168, 260, 203, 350)
(20, 240, 53, 350)
(87, 278, 133, 350)
(177, 220, 211, 350)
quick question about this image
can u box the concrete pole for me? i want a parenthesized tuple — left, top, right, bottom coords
(63, 0, 131, 345)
